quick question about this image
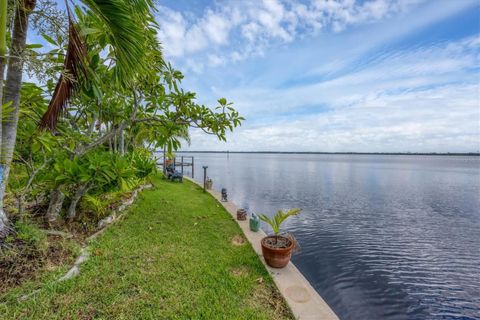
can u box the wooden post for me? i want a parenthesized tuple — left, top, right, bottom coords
(192, 157, 195, 178)
(181, 156, 184, 175)
(202, 166, 208, 192)
(163, 147, 166, 175)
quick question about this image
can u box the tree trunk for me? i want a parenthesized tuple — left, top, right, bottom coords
(16, 194, 23, 215)
(0, 0, 7, 112)
(0, 208, 9, 238)
(113, 128, 117, 153)
(0, 0, 8, 238)
(163, 147, 166, 175)
(1, 0, 36, 179)
(66, 183, 90, 221)
(46, 187, 65, 223)
(0, 0, 36, 236)
(119, 128, 125, 155)
(87, 114, 97, 136)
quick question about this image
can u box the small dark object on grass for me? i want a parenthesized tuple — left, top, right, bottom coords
(221, 188, 228, 202)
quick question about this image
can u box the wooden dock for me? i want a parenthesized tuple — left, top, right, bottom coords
(158, 155, 195, 178)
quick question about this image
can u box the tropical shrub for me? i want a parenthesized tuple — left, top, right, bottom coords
(0, 0, 243, 236)
(129, 149, 157, 179)
(80, 194, 109, 220)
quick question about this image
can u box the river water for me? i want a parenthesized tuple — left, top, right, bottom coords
(175, 153, 480, 320)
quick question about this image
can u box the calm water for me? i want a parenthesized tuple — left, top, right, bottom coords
(178, 153, 480, 320)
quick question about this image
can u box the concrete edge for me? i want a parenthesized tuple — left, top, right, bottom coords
(185, 177, 339, 320)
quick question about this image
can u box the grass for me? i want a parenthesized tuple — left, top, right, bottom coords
(0, 176, 293, 319)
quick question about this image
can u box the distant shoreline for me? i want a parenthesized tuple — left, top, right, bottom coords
(174, 151, 480, 156)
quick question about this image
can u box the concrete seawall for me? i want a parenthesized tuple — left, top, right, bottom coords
(186, 177, 339, 320)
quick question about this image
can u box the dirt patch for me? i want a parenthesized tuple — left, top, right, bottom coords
(1, 186, 151, 294)
(248, 282, 293, 319)
(0, 239, 43, 292)
(73, 305, 97, 320)
(0, 235, 75, 293)
(229, 266, 249, 278)
(231, 235, 246, 246)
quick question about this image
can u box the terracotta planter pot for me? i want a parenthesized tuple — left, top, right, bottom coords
(237, 209, 247, 221)
(261, 235, 294, 268)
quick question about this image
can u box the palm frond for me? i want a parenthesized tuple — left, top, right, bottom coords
(39, 0, 155, 130)
(79, 0, 155, 86)
(39, 10, 88, 130)
(175, 127, 191, 146)
(259, 208, 301, 235)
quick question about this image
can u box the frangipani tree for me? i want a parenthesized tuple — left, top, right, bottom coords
(1, 0, 244, 234)
(0, 0, 157, 237)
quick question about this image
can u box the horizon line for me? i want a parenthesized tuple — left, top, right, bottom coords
(171, 151, 480, 156)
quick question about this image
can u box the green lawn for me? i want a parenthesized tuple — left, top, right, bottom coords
(0, 176, 293, 319)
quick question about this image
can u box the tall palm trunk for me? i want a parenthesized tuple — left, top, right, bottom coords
(0, 0, 8, 237)
(0, 0, 36, 236)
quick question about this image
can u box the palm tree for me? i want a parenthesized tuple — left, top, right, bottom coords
(0, 0, 155, 238)
(0, 0, 37, 238)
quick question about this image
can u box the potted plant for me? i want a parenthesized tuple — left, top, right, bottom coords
(205, 178, 213, 190)
(237, 208, 247, 221)
(259, 208, 301, 268)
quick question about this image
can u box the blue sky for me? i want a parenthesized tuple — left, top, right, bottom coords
(154, 0, 480, 152)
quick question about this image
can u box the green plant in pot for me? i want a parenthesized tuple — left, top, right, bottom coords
(259, 208, 301, 268)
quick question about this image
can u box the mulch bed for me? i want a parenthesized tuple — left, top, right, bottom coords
(0, 235, 74, 294)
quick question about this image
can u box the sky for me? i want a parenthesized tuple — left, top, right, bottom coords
(153, 0, 480, 153)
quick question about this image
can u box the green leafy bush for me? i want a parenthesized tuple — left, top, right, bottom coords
(129, 149, 157, 179)
(110, 154, 137, 191)
(80, 194, 109, 220)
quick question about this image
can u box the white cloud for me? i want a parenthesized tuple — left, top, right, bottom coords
(156, 8, 188, 57)
(208, 54, 225, 66)
(184, 35, 480, 152)
(156, 0, 430, 69)
(156, 6, 233, 58)
(241, 22, 260, 42)
(220, 35, 480, 116)
(154, 0, 480, 152)
(202, 9, 231, 44)
(188, 82, 479, 152)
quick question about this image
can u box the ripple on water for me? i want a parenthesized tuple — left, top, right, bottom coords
(184, 153, 480, 320)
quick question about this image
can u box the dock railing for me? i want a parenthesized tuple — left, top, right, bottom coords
(158, 155, 195, 178)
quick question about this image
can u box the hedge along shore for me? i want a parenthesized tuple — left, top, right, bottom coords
(186, 177, 339, 320)
(0, 176, 294, 319)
